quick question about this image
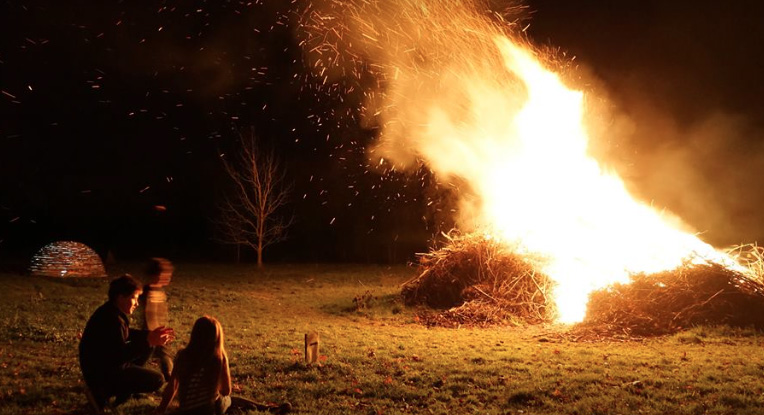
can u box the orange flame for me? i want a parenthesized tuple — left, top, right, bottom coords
(422, 37, 743, 322)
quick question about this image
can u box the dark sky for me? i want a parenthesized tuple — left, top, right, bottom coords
(2, 0, 763, 263)
(529, 0, 764, 124)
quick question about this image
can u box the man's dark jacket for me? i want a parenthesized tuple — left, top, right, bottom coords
(79, 301, 150, 384)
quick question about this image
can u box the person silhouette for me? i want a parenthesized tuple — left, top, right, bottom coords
(79, 274, 175, 411)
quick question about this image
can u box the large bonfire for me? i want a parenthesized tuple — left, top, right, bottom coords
(298, 0, 764, 333)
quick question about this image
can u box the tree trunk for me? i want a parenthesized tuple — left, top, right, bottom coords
(257, 215, 264, 268)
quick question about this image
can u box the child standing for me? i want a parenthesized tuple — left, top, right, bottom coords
(141, 258, 175, 380)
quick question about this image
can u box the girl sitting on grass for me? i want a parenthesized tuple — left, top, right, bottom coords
(155, 316, 290, 415)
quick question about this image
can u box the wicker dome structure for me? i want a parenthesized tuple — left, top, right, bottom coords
(29, 241, 107, 278)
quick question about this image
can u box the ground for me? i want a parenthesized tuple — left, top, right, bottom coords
(1, 263, 764, 414)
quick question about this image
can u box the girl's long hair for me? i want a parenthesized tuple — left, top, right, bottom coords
(176, 316, 227, 379)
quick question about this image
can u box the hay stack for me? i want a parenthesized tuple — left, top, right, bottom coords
(582, 260, 764, 336)
(402, 232, 556, 325)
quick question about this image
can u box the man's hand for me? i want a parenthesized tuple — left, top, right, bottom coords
(148, 326, 175, 347)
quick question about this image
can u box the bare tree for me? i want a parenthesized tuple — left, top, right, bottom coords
(215, 129, 292, 268)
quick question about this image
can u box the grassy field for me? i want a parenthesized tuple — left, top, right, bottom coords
(2, 263, 764, 415)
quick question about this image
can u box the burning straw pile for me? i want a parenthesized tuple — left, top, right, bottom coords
(404, 233, 764, 334)
(582, 257, 764, 336)
(402, 232, 557, 327)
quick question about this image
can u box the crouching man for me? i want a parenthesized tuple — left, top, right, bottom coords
(80, 274, 175, 410)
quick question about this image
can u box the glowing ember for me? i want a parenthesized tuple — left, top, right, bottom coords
(300, 0, 746, 323)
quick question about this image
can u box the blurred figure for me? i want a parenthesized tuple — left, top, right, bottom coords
(140, 258, 175, 380)
(80, 274, 175, 411)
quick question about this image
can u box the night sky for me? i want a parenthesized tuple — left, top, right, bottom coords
(2, 0, 764, 264)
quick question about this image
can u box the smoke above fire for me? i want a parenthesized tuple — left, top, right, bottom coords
(297, 0, 745, 322)
(298, 0, 531, 221)
(609, 106, 764, 247)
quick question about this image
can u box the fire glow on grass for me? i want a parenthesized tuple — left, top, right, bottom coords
(299, 0, 745, 323)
